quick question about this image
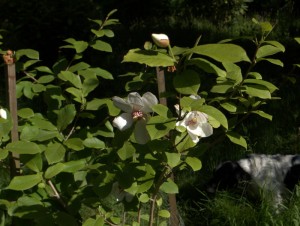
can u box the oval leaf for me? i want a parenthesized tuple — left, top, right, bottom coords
(7, 173, 42, 191)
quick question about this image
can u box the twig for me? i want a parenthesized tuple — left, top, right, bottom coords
(47, 179, 67, 208)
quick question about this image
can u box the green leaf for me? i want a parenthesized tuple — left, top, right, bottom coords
(146, 116, 176, 140)
(165, 152, 181, 168)
(251, 110, 273, 121)
(243, 79, 278, 93)
(223, 62, 242, 84)
(0, 148, 8, 160)
(45, 142, 66, 164)
(192, 44, 250, 63)
(7, 173, 42, 190)
(226, 131, 247, 148)
(69, 62, 90, 73)
(160, 179, 179, 194)
(152, 104, 172, 118)
(256, 45, 283, 58)
(117, 141, 136, 160)
(64, 138, 84, 151)
(62, 39, 88, 53)
(16, 49, 39, 60)
(197, 105, 228, 129)
(89, 67, 114, 80)
(256, 58, 284, 67)
(62, 159, 86, 173)
(263, 41, 285, 52)
(187, 58, 226, 77)
(6, 141, 42, 154)
(20, 125, 39, 141)
(35, 66, 53, 74)
(66, 87, 83, 103)
(173, 70, 200, 95)
(82, 78, 99, 96)
(248, 72, 262, 79)
(57, 104, 76, 131)
(44, 163, 65, 179)
(295, 38, 300, 44)
(158, 210, 171, 218)
(30, 116, 57, 131)
(259, 21, 273, 33)
(32, 84, 46, 93)
(139, 194, 150, 203)
(220, 101, 238, 113)
(18, 108, 34, 118)
(83, 137, 105, 149)
(86, 98, 120, 116)
(122, 48, 175, 67)
(185, 157, 202, 171)
(174, 132, 196, 152)
(91, 40, 112, 52)
(58, 71, 82, 88)
(242, 84, 271, 99)
(210, 82, 234, 94)
(37, 75, 55, 84)
(25, 154, 43, 173)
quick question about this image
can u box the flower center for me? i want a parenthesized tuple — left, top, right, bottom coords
(187, 117, 198, 126)
(132, 110, 144, 119)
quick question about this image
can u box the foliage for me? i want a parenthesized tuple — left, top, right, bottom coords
(0, 9, 298, 226)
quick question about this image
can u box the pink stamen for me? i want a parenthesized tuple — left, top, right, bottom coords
(132, 111, 144, 119)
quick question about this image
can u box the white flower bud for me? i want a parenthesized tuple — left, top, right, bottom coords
(151, 33, 170, 48)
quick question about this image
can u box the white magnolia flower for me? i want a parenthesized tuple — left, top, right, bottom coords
(0, 108, 7, 120)
(151, 33, 170, 48)
(175, 102, 213, 143)
(112, 92, 158, 144)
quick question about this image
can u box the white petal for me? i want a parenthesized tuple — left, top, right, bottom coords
(134, 120, 150, 144)
(0, 109, 7, 119)
(199, 123, 213, 137)
(128, 92, 143, 111)
(176, 119, 185, 128)
(187, 131, 200, 143)
(141, 92, 158, 113)
(187, 122, 213, 137)
(113, 113, 133, 131)
(195, 111, 208, 123)
(112, 96, 133, 113)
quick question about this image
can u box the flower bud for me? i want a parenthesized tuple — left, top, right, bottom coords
(151, 33, 170, 48)
(0, 108, 7, 119)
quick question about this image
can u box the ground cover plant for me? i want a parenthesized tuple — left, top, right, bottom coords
(0, 8, 300, 226)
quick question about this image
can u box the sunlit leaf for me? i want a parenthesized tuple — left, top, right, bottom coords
(192, 44, 250, 63)
(45, 142, 66, 164)
(6, 141, 42, 154)
(123, 48, 175, 67)
(165, 152, 181, 168)
(187, 58, 226, 77)
(83, 137, 105, 149)
(256, 45, 284, 58)
(57, 104, 76, 131)
(173, 70, 200, 95)
(160, 179, 179, 194)
(44, 163, 65, 179)
(185, 157, 202, 171)
(91, 40, 112, 52)
(226, 131, 247, 148)
(7, 173, 42, 190)
(251, 110, 273, 121)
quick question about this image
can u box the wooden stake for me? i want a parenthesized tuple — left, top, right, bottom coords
(3, 51, 20, 176)
(156, 67, 179, 226)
